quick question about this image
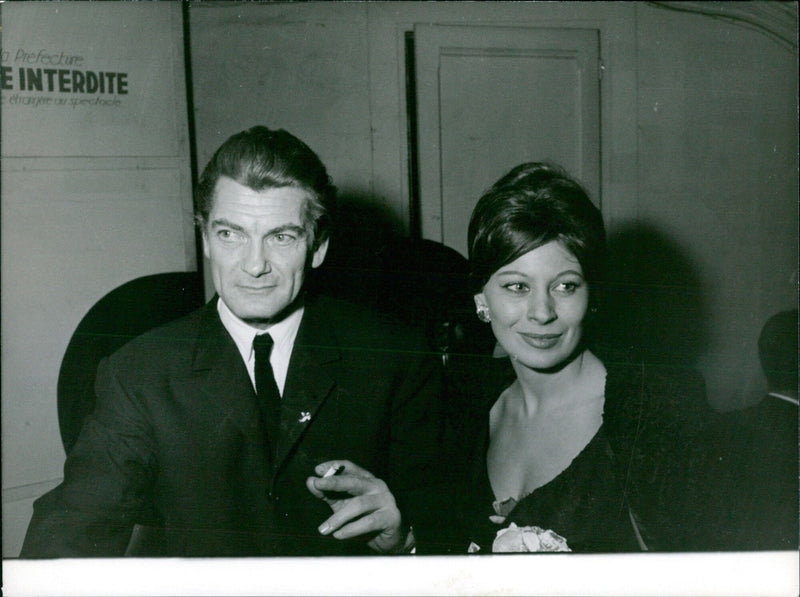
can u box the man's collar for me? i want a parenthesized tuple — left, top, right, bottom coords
(216, 297, 304, 360)
(767, 392, 799, 406)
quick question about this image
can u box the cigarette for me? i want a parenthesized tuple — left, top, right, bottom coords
(323, 465, 345, 478)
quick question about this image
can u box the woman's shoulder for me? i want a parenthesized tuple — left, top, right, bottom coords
(593, 344, 713, 550)
(594, 343, 709, 427)
(440, 346, 514, 475)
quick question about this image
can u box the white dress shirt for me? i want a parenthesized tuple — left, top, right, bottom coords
(216, 297, 303, 396)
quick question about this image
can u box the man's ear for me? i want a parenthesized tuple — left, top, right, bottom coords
(201, 226, 210, 259)
(311, 238, 329, 269)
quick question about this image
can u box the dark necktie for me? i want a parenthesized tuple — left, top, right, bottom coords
(253, 333, 281, 460)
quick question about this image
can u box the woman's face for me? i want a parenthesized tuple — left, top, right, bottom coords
(475, 240, 589, 371)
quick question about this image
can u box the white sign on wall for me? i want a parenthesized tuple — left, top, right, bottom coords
(1, 1, 193, 559)
(1, 2, 183, 157)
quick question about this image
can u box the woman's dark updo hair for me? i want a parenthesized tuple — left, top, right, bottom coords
(467, 162, 606, 296)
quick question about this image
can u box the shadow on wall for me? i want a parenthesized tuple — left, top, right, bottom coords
(325, 189, 403, 262)
(601, 222, 710, 372)
(311, 189, 405, 306)
(310, 189, 476, 327)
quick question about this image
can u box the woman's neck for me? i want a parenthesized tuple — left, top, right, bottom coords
(487, 348, 606, 501)
(509, 349, 598, 417)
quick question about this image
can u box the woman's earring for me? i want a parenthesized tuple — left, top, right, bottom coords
(476, 305, 491, 323)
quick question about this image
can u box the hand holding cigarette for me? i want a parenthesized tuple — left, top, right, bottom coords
(322, 464, 345, 478)
(305, 460, 407, 554)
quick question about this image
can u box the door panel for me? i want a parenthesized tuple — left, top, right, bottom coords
(414, 25, 600, 256)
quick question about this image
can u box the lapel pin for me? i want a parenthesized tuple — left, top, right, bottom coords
(299, 411, 311, 423)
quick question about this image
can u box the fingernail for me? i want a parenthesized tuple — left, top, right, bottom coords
(318, 523, 330, 535)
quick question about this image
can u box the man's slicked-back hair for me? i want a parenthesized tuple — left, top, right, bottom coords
(195, 126, 337, 250)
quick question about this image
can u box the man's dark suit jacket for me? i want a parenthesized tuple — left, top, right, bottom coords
(692, 394, 798, 550)
(21, 293, 444, 557)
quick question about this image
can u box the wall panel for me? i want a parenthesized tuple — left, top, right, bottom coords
(1, 2, 194, 557)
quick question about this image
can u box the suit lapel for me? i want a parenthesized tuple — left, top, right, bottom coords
(192, 301, 265, 445)
(273, 298, 341, 470)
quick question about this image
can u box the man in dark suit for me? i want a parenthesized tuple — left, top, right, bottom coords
(692, 309, 798, 550)
(21, 126, 444, 557)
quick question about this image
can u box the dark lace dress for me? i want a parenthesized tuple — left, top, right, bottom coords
(443, 345, 711, 554)
(466, 422, 641, 553)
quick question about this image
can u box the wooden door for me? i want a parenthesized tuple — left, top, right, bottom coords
(414, 25, 601, 256)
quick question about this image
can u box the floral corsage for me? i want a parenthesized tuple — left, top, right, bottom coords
(492, 522, 571, 552)
(469, 497, 571, 553)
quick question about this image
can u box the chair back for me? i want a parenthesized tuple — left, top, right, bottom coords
(57, 271, 204, 453)
(312, 237, 492, 358)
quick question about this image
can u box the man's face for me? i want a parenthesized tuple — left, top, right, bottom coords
(202, 176, 328, 328)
